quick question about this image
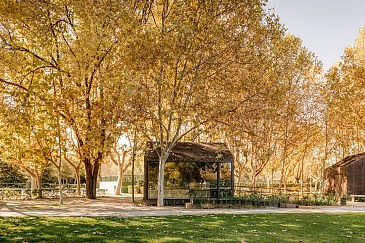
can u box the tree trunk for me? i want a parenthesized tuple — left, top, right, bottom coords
(36, 174, 43, 198)
(157, 152, 169, 207)
(157, 156, 166, 207)
(252, 160, 257, 190)
(252, 173, 257, 191)
(300, 131, 310, 195)
(30, 175, 37, 191)
(64, 156, 82, 196)
(84, 156, 100, 199)
(271, 169, 274, 193)
(310, 165, 313, 193)
(131, 148, 135, 202)
(116, 150, 128, 195)
(283, 178, 287, 192)
(250, 146, 258, 191)
(75, 167, 81, 196)
(314, 180, 318, 192)
(300, 160, 304, 195)
(279, 157, 286, 192)
(57, 119, 63, 204)
(115, 162, 124, 195)
(58, 167, 63, 204)
(236, 171, 242, 187)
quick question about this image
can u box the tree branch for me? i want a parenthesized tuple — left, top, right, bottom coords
(0, 78, 28, 91)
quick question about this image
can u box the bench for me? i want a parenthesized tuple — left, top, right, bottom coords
(350, 195, 365, 202)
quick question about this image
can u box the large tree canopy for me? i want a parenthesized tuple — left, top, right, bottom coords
(0, 0, 326, 203)
(126, 0, 297, 206)
(325, 25, 365, 159)
(0, 0, 138, 198)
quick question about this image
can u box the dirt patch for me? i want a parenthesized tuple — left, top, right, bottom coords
(0, 194, 146, 212)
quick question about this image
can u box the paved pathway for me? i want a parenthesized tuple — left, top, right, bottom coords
(1, 195, 365, 217)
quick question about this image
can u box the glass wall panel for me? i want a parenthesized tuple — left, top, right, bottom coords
(220, 163, 232, 188)
(147, 161, 232, 199)
(147, 162, 158, 189)
(198, 162, 218, 189)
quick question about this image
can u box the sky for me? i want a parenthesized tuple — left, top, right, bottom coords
(265, 0, 365, 71)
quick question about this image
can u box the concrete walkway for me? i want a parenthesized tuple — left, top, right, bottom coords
(1, 195, 365, 217)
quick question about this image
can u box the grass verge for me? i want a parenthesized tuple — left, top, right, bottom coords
(1, 213, 365, 242)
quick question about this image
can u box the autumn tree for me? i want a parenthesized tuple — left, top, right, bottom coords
(219, 24, 322, 190)
(126, 0, 290, 206)
(264, 33, 322, 190)
(0, 91, 51, 195)
(321, 25, 365, 191)
(35, 116, 66, 203)
(325, 63, 365, 158)
(0, 0, 140, 198)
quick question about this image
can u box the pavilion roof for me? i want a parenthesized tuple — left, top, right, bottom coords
(144, 142, 234, 163)
(326, 152, 365, 169)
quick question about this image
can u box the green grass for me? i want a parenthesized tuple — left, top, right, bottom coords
(1, 213, 365, 242)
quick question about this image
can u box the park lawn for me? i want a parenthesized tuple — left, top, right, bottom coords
(0, 213, 365, 243)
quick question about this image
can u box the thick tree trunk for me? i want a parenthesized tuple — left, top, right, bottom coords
(36, 173, 43, 198)
(85, 168, 98, 199)
(84, 156, 100, 199)
(19, 165, 38, 192)
(30, 175, 37, 191)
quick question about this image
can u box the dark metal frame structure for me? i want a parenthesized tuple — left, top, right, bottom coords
(143, 142, 234, 205)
